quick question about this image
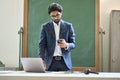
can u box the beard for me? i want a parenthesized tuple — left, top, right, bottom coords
(53, 19, 60, 24)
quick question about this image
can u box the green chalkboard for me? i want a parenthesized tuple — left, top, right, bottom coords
(24, 0, 99, 69)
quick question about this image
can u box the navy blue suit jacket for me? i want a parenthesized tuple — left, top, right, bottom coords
(38, 20, 75, 70)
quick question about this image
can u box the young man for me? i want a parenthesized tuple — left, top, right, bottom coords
(38, 3, 75, 71)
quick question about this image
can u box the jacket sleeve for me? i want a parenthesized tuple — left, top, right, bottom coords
(38, 24, 46, 61)
(64, 23, 75, 52)
(68, 23, 75, 50)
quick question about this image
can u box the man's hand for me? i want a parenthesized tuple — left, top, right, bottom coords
(57, 39, 68, 48)
(42, 60, 46, 69)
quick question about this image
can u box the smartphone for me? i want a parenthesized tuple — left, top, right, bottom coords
(57, 39, 63, 43)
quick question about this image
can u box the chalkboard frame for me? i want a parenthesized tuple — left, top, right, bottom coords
(22, 0, 100, 71)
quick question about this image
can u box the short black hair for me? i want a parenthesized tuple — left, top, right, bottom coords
(48, 3, 63, 14)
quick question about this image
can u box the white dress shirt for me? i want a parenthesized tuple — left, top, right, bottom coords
(53, 21, 62, 56)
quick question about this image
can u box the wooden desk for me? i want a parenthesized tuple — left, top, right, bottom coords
(0, 71, 120, 80)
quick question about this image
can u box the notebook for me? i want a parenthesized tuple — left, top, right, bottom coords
(21, 58, 45, 73)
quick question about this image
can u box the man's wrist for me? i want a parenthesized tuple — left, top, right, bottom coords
(65, 43, 69, 50)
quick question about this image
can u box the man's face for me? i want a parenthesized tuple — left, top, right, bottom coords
(50, 11, 62, 24)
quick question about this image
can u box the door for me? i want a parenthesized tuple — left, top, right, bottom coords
(110, 10, 120, 72)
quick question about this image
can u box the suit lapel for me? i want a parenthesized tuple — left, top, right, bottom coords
(59, 20, 64, 38)
(49, 21, 56, 39)
(50, 20, 65, 39)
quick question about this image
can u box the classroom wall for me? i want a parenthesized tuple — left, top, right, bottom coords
(0, 0, 23, 67)
(0, 0, 120, 72)
(100, 0, 120, 72)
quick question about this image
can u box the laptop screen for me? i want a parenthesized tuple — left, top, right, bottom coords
(21, 58, 45, 73)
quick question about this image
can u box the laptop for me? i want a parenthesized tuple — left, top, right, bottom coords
(21, 58, 45, 73)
